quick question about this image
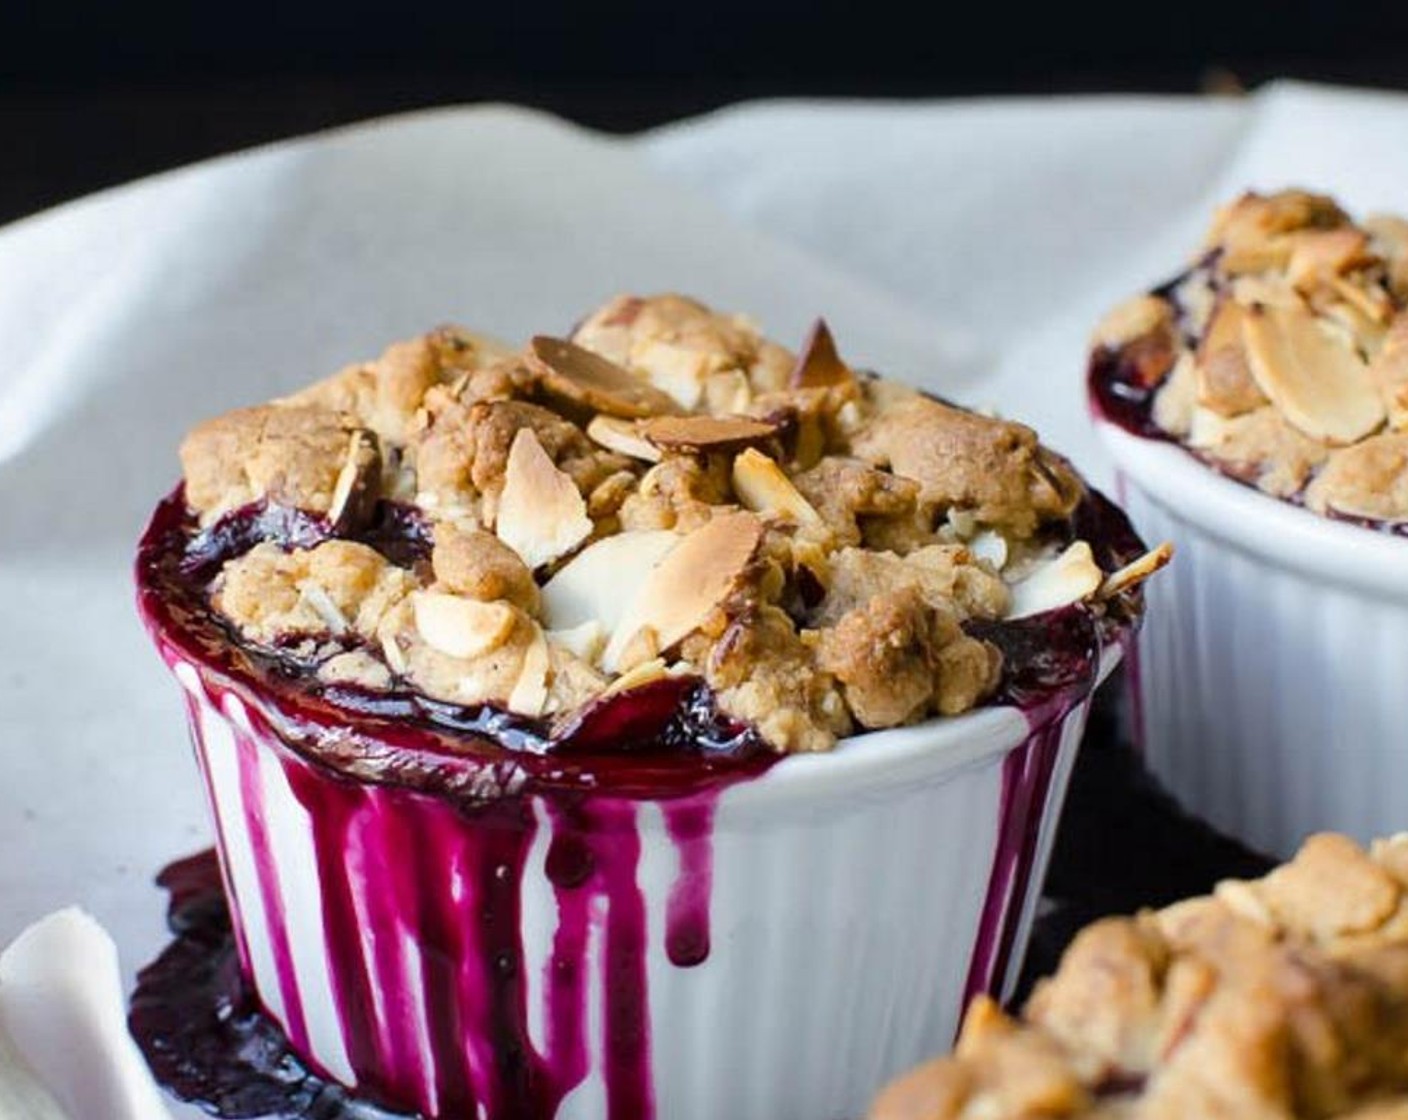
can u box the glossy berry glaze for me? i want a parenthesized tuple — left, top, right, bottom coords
(133, 484, 1146, 1120)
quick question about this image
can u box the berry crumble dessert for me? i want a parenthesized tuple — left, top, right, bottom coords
(1091, 189, 1408, 527)
(871, 832, 1408, 1120)
(157, 294, 1164, 759)
(135, 293, 1162, 1120)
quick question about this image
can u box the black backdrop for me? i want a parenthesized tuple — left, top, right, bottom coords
(3, 0, 1407, 223)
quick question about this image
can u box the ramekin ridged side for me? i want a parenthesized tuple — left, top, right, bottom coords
(1096, 420, 1408, 859)
(158, 644, 1118, 1120)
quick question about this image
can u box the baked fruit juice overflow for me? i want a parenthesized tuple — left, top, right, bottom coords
(136, 293, 1162, 1119)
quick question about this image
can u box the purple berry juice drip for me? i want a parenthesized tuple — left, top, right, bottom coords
(132, 482, 1148, 1118)
(662, 800, 715, 968)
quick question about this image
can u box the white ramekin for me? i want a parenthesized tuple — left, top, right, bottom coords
(148, 628, 1121, 1120)
(1095, 419, 1408, 859)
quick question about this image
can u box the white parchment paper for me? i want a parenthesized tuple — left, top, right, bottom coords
(1, 80, 1406, 1114)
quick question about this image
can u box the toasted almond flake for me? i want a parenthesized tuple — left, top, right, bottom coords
(1152, 351, 1198, 437)
(631, 339, 710, 408)
(1370, 312, 1408, 430)
(788, 319, 852, 387)
(731, 448, 823, 526)
(1367, 213, 1408, 256)
(548, 620, 609, 665)
(641, 414, 779, 452)
(703, 370, 754, 414)
(602, 657, 671, 696)
(1185, 404, 1236, 450)
(1005, 541, 1103, 620)
(1195, 298, 1266, 417)
(1242, 301, 1385, 444)
(1220, 232, 1295, 275)
(495, 429, 594, 569)
(1287, 228, 1371, 288)
(1097, 542, 1173, 600)
(585, 414, 662, 462)
(1214, 880, 1276, 928)
(411, 591, 517, 659)
(603, 511, 763, 672)
(529, 335, 679, 419)
(1090, 294, 1173, 350)
(836, 399, 864, 434)
(1231, 273, 1302, 311)
(1326, 274, 1394, 326)
(540, 530, 681, 633)
(328, 430, 380, 528)
(298, 582, 349, 635)
(507, 628, 551, 717)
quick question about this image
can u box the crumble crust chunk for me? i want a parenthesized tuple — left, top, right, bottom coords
(181, 295, 1160, 752)
(1094, 188, 1408, 523)
(869, 832, 1408, 1120)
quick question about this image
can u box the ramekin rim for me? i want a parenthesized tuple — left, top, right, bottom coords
(1093, 418, 1408, 597)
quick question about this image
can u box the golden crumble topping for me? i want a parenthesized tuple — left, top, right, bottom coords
(181, 294, 1163, 752)
(1093, 188, 1408, 524)
(870, 832, 1408, 1120)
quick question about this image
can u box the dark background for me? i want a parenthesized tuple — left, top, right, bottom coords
(3, 0, 1408, 226)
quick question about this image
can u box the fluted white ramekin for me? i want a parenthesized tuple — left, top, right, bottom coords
(1096, 419, 1408, 859)
(145, 627, 1121, 1120)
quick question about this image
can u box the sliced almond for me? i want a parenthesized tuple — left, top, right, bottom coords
(1090, 294, 1173, 351)
(585, 414, 662, 462)
(602, 656, 672, 696)
(1370, 312, 1408, 430)
(540, 529, 681, 633)
(788, 318, 852, 388)
(1242, 301, 1385, 444)
(1230, 273, 1303, 311)
(328, 429, 381, 529)
(1366, 213, 1408, 257)
(1195, 298, 1266, 417)
(731, 448, 823, 526)
(411, 591, 517, 659)
(495, 428, 594, 569)
(1326, 274, 1394, 327)
(528, 335, 679, 419)
(641, 414, 779, 453)
(548, 619, 609, 665)
(1097, 542, 1174, 600)
(1286, 227, 1371, 289)
(507, 627, 551, 717)
(631, 339, 712, 408)
(703, 370, 754, 414)
(1005, 541, 1103, 620)
(1214, 880, 1276, 928)
(602, 510, 763, 672)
